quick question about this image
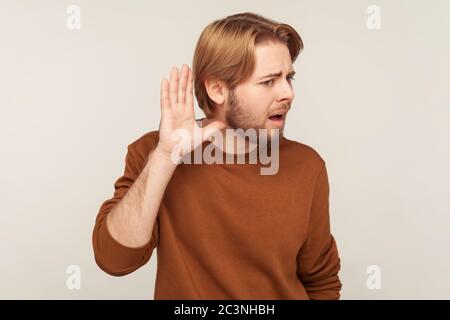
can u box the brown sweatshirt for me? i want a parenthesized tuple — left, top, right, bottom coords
(92, 129, 342, 300)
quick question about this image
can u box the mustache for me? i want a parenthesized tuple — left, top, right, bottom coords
(271, 104, 291, 114)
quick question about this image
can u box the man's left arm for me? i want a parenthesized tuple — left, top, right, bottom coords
(296, 163, 342, 299)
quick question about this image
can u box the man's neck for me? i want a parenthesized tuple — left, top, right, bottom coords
(199, 117, 268, 155)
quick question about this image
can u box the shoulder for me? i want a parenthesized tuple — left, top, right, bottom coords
(281, 136, 326, 176)
(127, 130, 160, 162)
(283, 137, 325, 164)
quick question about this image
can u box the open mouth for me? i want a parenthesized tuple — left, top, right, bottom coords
(268, 114, 284, 121)
(268, 113, 285, 128)
(269, 114, 283, 120)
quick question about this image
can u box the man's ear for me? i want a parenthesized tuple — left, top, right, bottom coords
(204, 78, 228, 105)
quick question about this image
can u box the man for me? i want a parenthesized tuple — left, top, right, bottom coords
(92, 12, 342, 299)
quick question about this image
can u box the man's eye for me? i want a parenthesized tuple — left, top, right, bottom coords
(261, 79, 273, 86)
(261, 75, 295, 87)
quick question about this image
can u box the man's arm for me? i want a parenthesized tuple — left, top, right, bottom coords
(296, 163, 343, 299)
(92, 143, 177, 276)
(92, 65, 226, 277)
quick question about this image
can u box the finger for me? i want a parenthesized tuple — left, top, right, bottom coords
(178, 64, 188, 105)
(185, 67, 194, 111)
(161, 78, 170, 112)
(169, 67, 179, 107)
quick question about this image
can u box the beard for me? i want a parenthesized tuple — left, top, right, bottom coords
(225, 89, 261, 130)
(225, 89, 285, 144)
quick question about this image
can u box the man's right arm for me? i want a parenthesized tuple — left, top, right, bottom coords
(92, 144, 176, 276)
(92, 64, 225, 276)
(106, 146, 177, 249)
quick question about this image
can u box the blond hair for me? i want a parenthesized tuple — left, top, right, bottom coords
(192, 12, 303, 117)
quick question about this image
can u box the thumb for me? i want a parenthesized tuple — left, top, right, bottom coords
(202, 120, 227, 141)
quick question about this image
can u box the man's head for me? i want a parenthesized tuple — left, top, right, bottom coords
(192, 12, 303, 137)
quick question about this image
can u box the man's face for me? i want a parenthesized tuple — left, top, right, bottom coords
(224, 40, 295, 138)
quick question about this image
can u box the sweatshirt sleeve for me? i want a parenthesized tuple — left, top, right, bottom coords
(296, 163, 342, 299)
(92, 144, 159, 277)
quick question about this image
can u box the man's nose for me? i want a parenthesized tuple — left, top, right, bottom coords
(277, 79, 294, 104)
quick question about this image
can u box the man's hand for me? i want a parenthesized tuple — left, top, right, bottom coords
(157, 64, 226, 162)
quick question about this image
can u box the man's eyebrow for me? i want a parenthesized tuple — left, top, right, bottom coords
(258, 70, 296, 80)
